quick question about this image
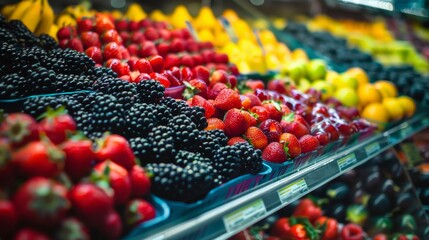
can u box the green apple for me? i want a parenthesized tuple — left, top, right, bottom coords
(334, 87, 359, 107)
(333, 74, 358, 90)
(306, 59, 327, 82)
(312, 80, 335, 99)
(286, 60, 306, 81)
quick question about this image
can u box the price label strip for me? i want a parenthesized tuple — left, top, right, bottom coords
(223, 199, 266, 233)
(220, 17, 238, 43)
(277, 178, 309, 205)
(364, 142, 380, 156)
(337, 153, 357, 172)
(400, 126, 414, 139)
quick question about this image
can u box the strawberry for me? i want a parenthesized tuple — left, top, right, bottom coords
(181, 66, 194, 81)
(13, 138, 64, 178)
(171, 29, 184, 39)
(119, 31, 130, 44)
(199, 41, 214, 49)
(129, 165, 151, 198)
(95, 134, 136, 171)
(170, 38, 185, 53)
(193, 66, 210, 84)
(94, 16, 115, 35)
(133, 73, 151, 83)
(98, 210, 122, 240)
(244, 126, 268, 149)
(59, 39, 69, 48)
(85, 46, 103, 64)
(208, 82, 229, 100)
(313, 131, 329, 146)
(262, 101, 283, 122)
(162, 71, 182, 87)
(281, 116, 309, 139)
(143, 27, 159, 41)
(224, 109, 248, 137)
(94, 161, 131, 206)
(13, 177, 70, 229)
(57, 26, 77, 41)
(14, 228, 50, 240)
(0, 113, 38, 148)
(180, 54, 195, 68)
(245, 80, 265, 90)
(38, 107, 77, 145)
(61, 137, 95, 182)
(170, 66, 182, 81)
(210, 70, 229, 87)
(123, 199, 156, 229)
(128, 20, 140, 32)
(119, 45, 130, 60)
(259, 119, 282, 142)
(213, 53, 229, 64)
(228, 75, 238, 89)
(69, 183, 113, 228)
(149, 55, 165, 73)
(139, 19, 152, 28)
(139, 41, 157, 58)
(186, 39, 199, 52)
(191, 95, 215, 118)
(267, 79, 288, 95)
(164, 54, 180, 70)
(77, 18, 93, 33)
(229, 64, 240, 76)
(0, 139, 14, 187)
(215, 63, 228, 71)
(127, 44, 140, 57)
(55, 217, 90, 240)
(228, 137, 247, 146)
(81, 31, 101, 49)
(279, 133, 302, 158)
(156, 42, 170, 57)
(299, 135, 320, 153)
(242, 111, 257, 128)
(131, 31, 145, 44)
(0, 200, 18, 239)
(150, 72, 171, 88)
(193, 55, 204, 66)
(103, 42, 122, 60)
(250, 106, 269, 123)
(214, 88, 242, 111)
(262, 142, 287, 163)
(134, 58, 153, 74)
(205, 118, 225, 131)
(68, 38, 84, 52)
(294, 114, 310, 129)
(110, 60, 130, 77)
(115, 19, 128, 32)
(159, 29, 172, 41)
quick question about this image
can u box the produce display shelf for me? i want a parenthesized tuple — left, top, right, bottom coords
(125, 112, 429, 240)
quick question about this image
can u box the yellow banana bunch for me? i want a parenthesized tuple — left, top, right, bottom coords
(1, 3, 17, 18)
(56, 13, 76, 27)
(125, 3, 147, 21)
(9, 0, 42, 32)
(35, 0, 54, 35)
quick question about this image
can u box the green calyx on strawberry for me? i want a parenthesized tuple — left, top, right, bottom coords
(0, 113, 39, 147)
(124, 199, 156, 229)
(56, 217, 90, 240)
(282, 113, 295, 123)
(183, 80, 201, 100)
(288, 216, 323, 240)
(38, 106, 77, 145)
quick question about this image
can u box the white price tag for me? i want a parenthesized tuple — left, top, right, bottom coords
(277, 178, 308, 205)
(365, 142, 380, 156)
(223, 199, 266, 233)
(337, 153, 357, 172)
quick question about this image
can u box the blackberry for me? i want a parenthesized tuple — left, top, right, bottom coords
(153, 104, 172, 125)
(233, 142, 263, 174)
(38, 34, 58, 50)
(28, 66, 57, 94)
(159, 97, 182, 115)
(174, 150, 211, 167)
(167, 115, 200, 150)
(88, 93, 126, 134)
(160, 97, 206, 129)
(73, 111, 94, 137)
(86, 131, 105, 141)
(125, 103, 157, 138)
(129, 137, 153, 164)
(208, 130, 228, 146)
(196, 131, 222, 158)
(0, 28, 17, 45)
(8, 20, 39, 47)
(48, 48, 95, 73)
(22, 95, 83, 117)
(136, 80, 164, 103)
(55, 74, 93, 92)
(0, 73, 30, 99)
(87, 66, 117, 79)
(148, 125, 176, 162)
(146, 162, 214, 202)
(93, 77, 139, 109)
(212, 145, 242, 182)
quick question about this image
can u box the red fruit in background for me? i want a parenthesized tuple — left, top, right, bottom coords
(13, 177, 70, 229)
(131, 31, 145, 44)
(245, 93, 262, 107)
(101, 29, 122, 44)
(150, 72, 171, 88)
(103, 42, 122, 60)
(246, 80, 265, 91)
(228, 137, 247, 146)
(245, 127, 268, 150)
(201, 50, 216, 63)
(156, 42, 170, 57)
(214, 88, 242, 111)
(144, 27, 159, 41)
(241, 111, 257, 128)
(262, 101, 283, 122)
(315, 217, 338, 240)
(193, 55, 204, 67)
(55, 217, 90, 240)
(139, 41, 158, 58)
(171, 29, 184, 39)
(215, 63, 229, 71)
(213, 53, 229, 64)
(68, 38, 84, 52)
(180, 54, 195, 68)
(228, 75, 237, 89)
(95, 134, 136, 171)
(129, 165, 151, 198)
(262, 142, 287, 163)
(0, 200, 18, 239)
(181, 66, 194, 81)
(313, 131, 330, 146)
(57, 26, 77, 40)
(281, 120, 309, 139)
(164, 54, 180, 70)
(127, 43, 140, 57)
(115, 19, 128, 32)
(97, 210, 122, 240)
(181, 28, 192, 39)
(208, 82, 228, 100)
(341, 223, 363, 240)
(0, 113, 38, 148)
(224, 109, 248, 137)
(170, 66, 182, 81)
(85, 46, 103, 64)
(240, 95, 252, 110)
(69, 183, 113, 228)
(333, 119, 356, 137)
(299, 134, 320, 153)
(250, 106, 269, 123)
(119, 45, 130, 59)
(61, 138, 95, 183)
(229, 64, 240, 76)
(133, 73, 151, 83)
(123, 199, 156, 229)
(38, 107, 77, 145)
(259, 119, 282, 142)
(279, 133, 302, 158)
(149, 55, 165, 73)
(119, 31, 130, 43)
(187, 79, 208, 98)
(191, 95, 215, 118)
(112, 61, 130, 77)
(186, 39, 199, 52)
(0, 140, 14, 187)
(94, 16, 115, 34)
(267, 79, 288, 94)
(134, 58, 153, 74)
(270, 217, 292, 239)
(293, 198, 322, 223)
(163, 71, 182, 87)
(294, 114, 310, 129)
(199, 41, 214, 49)
(128, 20, 140, 31)
(14, 228, 50, 240)
(94, 161, 131, 206)
(59, 39, 69, 48)
(210, 69, 229, 87)
(80, 31, 100, 49)
(159, 28, 172, 41)
(13, 139, 64, 178)
(205, 118, 225, 131)
(139, 19, 152, 28)
(170, 38, 185, 53)
(77, 17, 93, 33)
(373, 234, 388, 240)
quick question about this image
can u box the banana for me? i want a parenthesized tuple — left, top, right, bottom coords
(56, 13, 76, 27)
(8, 0, 33, 20)
(1, 4, 17, 18)
(125, 3, 147, 21)
(19, 0, 43, 32)
(48, 24, 58, 41)
(35, 0, 54, 35)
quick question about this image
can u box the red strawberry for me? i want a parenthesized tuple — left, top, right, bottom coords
(97, 209, 122, 240)
(213, 53, 229, 64)
(215, 63, 228, 71)
(294, 114, 310, 129)
(119, 31, 130, 44)
(210, 70, 229, 87)
(214, 88, 242, 111)
(201, 50, 216, 62)
(186, 39, 199, 52)
(199, 41, 214, 49)
(77, 18, 93, 33)
(128, 20, 140, 32)
(245, 80, 265, 90)
(14, 228, 50, 240)
(259, 119, 282, 142)
(139, 41, 157, 58)
(129, 165, 151, 198)
(85, 46, 103, 64)
(170, 29, 183, 39)
(187, 79, 208, 98)
(299, 135, 320, 153)
(313, 131, 329, 146)
(159, 29, 172, 41)
(229, 64, 240, 76)
(143, 27, 159, 41)
(205, 118, 225, 131)
(193, 54, 204, 66)
(281, 117, 309, 139)
(119, 45, 130, 60)
(59, 39, 69, 48)
(208, 82, 228, 100)
(149, 55, 165, 73)
(81, 31, 100, 49)
(228, 137, 247, 146)
(170, 66, 182, 81)
(134, 58, 153, 74)
(115, 19, 128, 32)
(127, 44, 140, 57)
(57, 26, 77, 41)
(279, 133, 302, 158)
(0, 113, 38, 148)
(0, 200, 18, 239)
(69, 183, 113, 228)
(38, 107, 77, 145)
(103, 42, 122, 60)
(150, 72, 171, 88)
(191, 95, 215, 118)
(94, 161, 131, 206)
(164, 54, 180, 70)
(162, 71, 182, 87)
(181, 66, 194, 81)
(170, 38, 185, 53)
(133, 73, 151, 83)
(68, 38, 84, 52)
(180, 54, 195, 68)
(228, 75, 237, 89)
(123, 199, 156, 229)
(95, 134, 136, 171)
(242, 111, 257, 128)
(13, 177, 70, 229)
(267, 79, 288, 95)
(0, 140, 14, 187)
(193, 66, 210, 84)
(61, 137, 95, 182)
(13, 138, 64, 178)
(156, 42, 170, 57)
(107, 59, 130, 77)
(244, 127, 268, 149)
(224, 109, 248, 137)
(262, 101, 283, 122)
(94, 16, 115, 34)
(250, 106, 269, 123)
(131, 31, 145, 44)
(245, 93, 262, 107)
(139, 19, 152, 28)
(55, 217, 90, 240)
(262, 142, 287, 163)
